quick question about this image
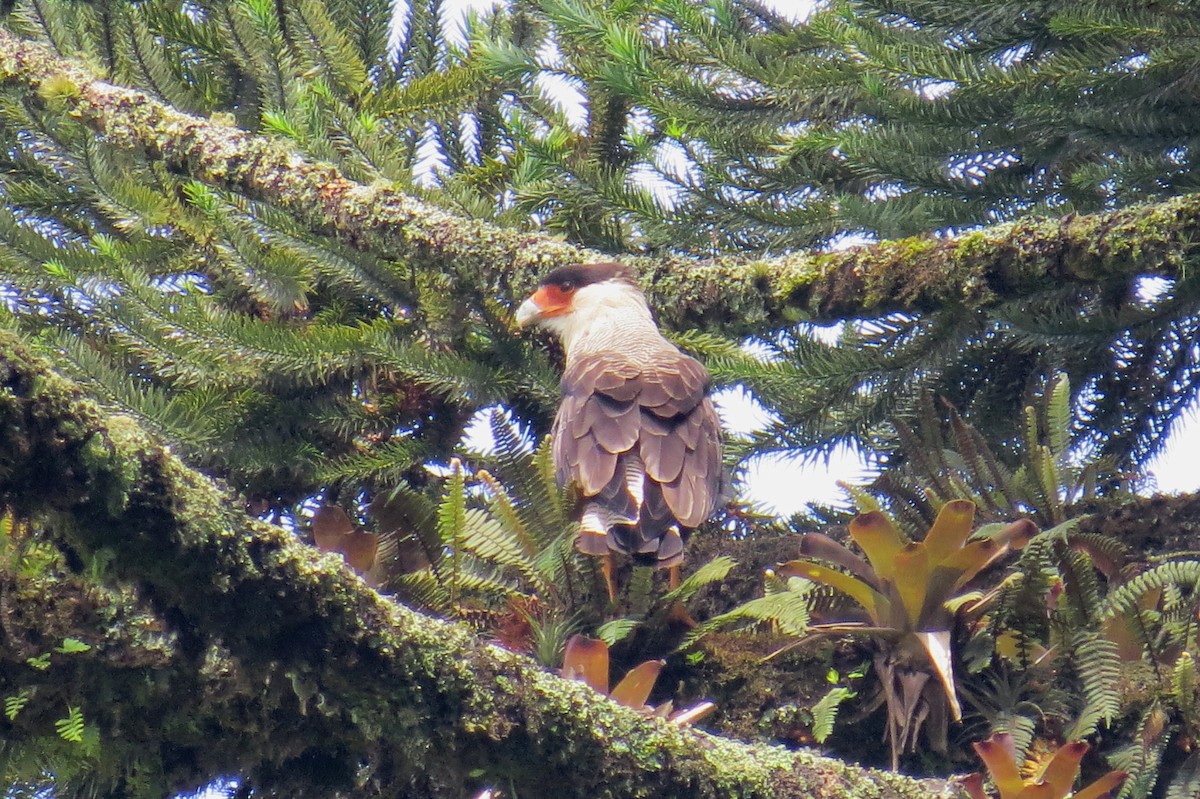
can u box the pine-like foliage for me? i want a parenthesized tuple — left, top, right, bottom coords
(865, 375, 1131, 533)
(6, 0, 1200, 794)
(458, 0, 1200, 472)
(0, 0, 568, 520)
(4, 0, 1200, 498)
(462, 0, 1200, 245)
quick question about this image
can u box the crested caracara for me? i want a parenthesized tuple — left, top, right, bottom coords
(515, 263, 722, 582)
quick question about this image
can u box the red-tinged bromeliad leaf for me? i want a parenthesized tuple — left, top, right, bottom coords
(967, 732, 1127, 799)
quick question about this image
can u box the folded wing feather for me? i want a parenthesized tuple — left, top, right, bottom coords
(553, 350, 721, 567)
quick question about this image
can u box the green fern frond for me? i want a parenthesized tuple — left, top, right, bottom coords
(4, 691, 30, 721)
(1070, 631, 1121, 732)
(54, 706, 85, 744)
(459, 507, 544, 592)
(437, 462, 468, 606)
(596, 617, 639, 647)
(1108, 703, 1171, 799)
(662, 556, 737, 605)
(1058, 549, 1106, 627)
(990, 713, 1038, 760)
(1164, 751, 1200, 799)
(1103, 562, 1200, 621)
(1046, 373, 1073, 457)
(689, 581, 813, 644)
(1172, 652, 1197, 725)
(475, 469, 539, 560)
(394, 566, 516, 614)
(811, 686, 856, 744)
(477, 410, 565, 539)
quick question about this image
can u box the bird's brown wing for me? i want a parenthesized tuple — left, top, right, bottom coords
(635, 357, 721, 528)
(553, 350, 721, 562)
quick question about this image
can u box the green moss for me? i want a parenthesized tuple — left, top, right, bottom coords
(10, 28, 1200, 339)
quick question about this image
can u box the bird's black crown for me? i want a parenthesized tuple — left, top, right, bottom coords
(539, 262, 638, 291)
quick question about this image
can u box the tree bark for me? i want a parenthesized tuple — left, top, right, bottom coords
(0, 331, 963, 798)
(2, 30, 1198, 335)
(1, 26, 1193, 799)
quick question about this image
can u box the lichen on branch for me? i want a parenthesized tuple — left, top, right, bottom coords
(0, 330, 962, 798)
(1, 30, 1199, 337)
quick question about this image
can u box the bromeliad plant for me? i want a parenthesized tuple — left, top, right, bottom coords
(963, 732, 1126, 799)
(778, 500, 1036, 769)
(562, 634, 715, 726)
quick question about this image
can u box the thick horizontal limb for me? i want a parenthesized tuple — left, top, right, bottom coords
(2, 31, 1197, 335)
(0, 330, 962, 797)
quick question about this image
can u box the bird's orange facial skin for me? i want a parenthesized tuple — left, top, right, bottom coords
(530, 284, 575, 317)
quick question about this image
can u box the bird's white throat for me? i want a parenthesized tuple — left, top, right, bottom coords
(543, 282, 667, 360)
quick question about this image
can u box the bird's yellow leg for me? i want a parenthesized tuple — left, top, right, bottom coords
(601, 553, 618, 604)
(666, 565, 697, 628)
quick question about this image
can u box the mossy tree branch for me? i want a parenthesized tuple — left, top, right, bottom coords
(2, 30, 1200, 336)
(0, 330, 963, 798)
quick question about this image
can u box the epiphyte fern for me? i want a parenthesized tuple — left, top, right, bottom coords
(1104, 625, 1200, 799)
(685, 571, 815, 643)
(875, 375, 1125, 534)
(1101, 561, 1200, 622)
(811, 686, 856, 744)
(1068, 631, 1121, 736)
(5, 691, 30, 721)
(54, 707, 85, 744)
(389, 427, 587, 624)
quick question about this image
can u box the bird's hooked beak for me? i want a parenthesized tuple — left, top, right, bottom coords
(515, 294, 544, 329)
(515, 285, 571, 329)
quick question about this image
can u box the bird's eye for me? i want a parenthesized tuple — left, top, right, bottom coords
(560, 281, 575, 292)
